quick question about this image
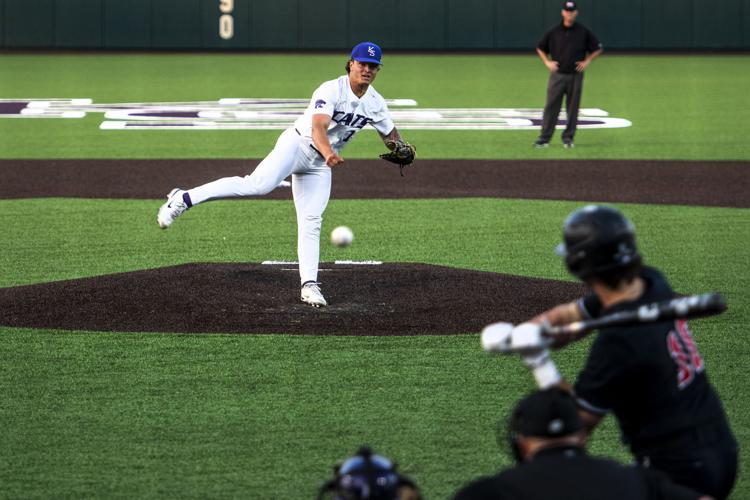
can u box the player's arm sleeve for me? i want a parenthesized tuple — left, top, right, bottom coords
(537, 30, 551, 52)
(308, 84, 337, 117)
(370, 100, 395, 136)
(586, 30, 603, 53)
(574, 334, 632, 414)
(577, 292, 602, 320)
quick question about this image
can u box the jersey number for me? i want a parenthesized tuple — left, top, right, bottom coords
(666, 319, 705, 390)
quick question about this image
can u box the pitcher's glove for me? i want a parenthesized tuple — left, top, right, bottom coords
(380, 140, 416, 176)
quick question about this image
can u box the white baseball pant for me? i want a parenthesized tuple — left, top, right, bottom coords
(186, 127, 331, 285)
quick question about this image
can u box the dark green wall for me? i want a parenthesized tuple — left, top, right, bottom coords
(348, 0, 398, 48)
(4, 0, 55, 47)
(249, 0, 296, 48)
(1, 0, 748, 49)
(103, 0, 151, 48)
(591, 0, 641, 49)
(56, 0, 101, 47)
(0, 0, 4, 46)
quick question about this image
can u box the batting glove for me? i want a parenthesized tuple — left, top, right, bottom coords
(522, 348, 562, 390)
(509, 322, 547, 353)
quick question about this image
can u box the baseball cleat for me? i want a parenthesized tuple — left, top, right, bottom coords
(157, 188, 189, 229)
(533, 139, 549, 149)
(301, 281, 327, 307)
(563, 140, 575, 149)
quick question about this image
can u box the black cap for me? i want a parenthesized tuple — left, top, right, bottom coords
(562, 1, 577, 11)
(510, 389, 583, 438)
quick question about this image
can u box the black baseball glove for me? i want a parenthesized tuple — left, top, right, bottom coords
(380, 139, 416, 176)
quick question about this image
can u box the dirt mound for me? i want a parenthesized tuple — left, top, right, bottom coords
(0, 262, 586, 335)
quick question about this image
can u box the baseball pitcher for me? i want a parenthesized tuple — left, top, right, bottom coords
(157, 42, 415, 307)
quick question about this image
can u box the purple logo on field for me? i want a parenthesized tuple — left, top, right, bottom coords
(314, 99, 326, 109)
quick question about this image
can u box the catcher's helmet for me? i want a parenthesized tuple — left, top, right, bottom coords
(556, 205, 641, 283)
(317, 446, 418, 500)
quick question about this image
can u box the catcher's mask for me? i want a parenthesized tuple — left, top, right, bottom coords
(501, 389, 583, 463)
(317, 446, 417, 500)
(555, 205, 641, 285)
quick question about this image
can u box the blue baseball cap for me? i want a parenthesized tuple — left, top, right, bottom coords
(350, 42, 383, 65)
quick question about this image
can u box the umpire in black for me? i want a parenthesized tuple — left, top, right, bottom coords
(453, 389, 708, 500)
(534, 1, 602, 148)
(515, 205, 737, 499)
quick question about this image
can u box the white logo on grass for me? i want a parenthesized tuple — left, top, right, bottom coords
(0, 98, 632, 131)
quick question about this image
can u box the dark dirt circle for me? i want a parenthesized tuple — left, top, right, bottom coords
(0, 262, 587, 336)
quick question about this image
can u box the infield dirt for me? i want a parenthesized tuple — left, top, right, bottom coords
(1, 159, 747, 207)
(2, 158, 744, 335)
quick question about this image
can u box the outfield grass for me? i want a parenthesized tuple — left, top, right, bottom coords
(0, 53, 748, 498)
(0, 53, 748, 160)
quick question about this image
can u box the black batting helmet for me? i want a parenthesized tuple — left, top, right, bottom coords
(317, 446, 419, 500)
(556, 205, 641, 284)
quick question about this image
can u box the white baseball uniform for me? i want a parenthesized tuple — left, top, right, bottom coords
(186, 75, 395, 285)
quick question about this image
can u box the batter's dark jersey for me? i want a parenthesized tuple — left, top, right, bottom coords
(537, 22, 601, 74)
(574, 266, 730, 453)
(453, 446, 702, 500)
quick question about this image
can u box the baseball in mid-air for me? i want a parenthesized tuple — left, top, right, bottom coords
(330, 226, 354, 248)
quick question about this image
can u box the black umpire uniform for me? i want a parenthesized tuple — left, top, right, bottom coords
(575, 266, 738, 499)
(535, 1, 602, 146)
(453, 389, 704, 500)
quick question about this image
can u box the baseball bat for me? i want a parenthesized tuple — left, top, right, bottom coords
(547, 292, 726, 336)
(482, 292, 726, 354)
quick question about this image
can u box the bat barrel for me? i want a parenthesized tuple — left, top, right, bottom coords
(543, 292, 726, 338)
(657, 292, 727, 319)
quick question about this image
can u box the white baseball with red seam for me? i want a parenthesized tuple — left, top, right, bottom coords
(330, 226, 354, 247)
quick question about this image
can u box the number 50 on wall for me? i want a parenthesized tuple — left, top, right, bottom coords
(219, 0, 234, 40)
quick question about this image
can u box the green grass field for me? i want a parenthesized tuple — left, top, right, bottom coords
(1, 53, 748, 160)
(1, 53, 748, 499)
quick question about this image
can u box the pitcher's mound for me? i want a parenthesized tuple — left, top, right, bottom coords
(0, 262, 586, 335)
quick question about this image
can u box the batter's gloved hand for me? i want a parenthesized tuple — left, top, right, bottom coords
(380, 139, 416, 176)
(521, 347, 562, 390)
(510, 323, 546, 354)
